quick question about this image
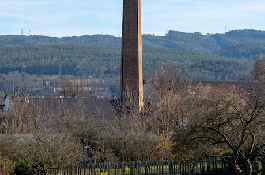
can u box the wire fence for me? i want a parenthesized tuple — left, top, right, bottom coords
(47, 158, 232, 175)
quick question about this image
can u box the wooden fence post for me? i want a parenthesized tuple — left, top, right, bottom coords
(144, 161, 148, 175)
(136, 161, 139, 175)
(168, 161, 173, 175)
(202, 159, 206, 174)
(193, 161, 196, 173)
(70, 166, 73, 175)
(45, 158, 231, 175)
(129, 161, 132, 175)
(122, 162, 125, 175)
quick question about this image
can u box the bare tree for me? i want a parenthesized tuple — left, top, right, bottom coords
(172, 83, 265, 175)
(146, 64, 193, 159)
(0, 97, 86, 173)
(150, 64, 191, 99)
(58, 80, 81, 98)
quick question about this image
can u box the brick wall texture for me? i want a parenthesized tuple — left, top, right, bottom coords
(121, 0, 144, 110)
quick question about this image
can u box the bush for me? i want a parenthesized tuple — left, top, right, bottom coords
(0, 156, 14, 175)
(14, 160, 45, 175)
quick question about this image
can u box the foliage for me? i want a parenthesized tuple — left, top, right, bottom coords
(2, 29, 265, 81)
(252, 55, 265, 81)
(0, 45, 120, 77)
(0, 34, 121, 47)
(0, 45, 252, 81)
(14, 160, 45, 175)
(156, 131, 175, 160)
(0, 155, 14, 175)
(212, 29, 265, 48)
(2, 29, 265, 54)
(163, 30, 219, 53)
(214, 42, 265, 59)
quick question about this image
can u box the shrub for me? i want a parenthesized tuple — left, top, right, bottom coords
(0, 156, 14, 175)
(14, 160, 45, 175)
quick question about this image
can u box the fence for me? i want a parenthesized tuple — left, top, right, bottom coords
(47, 158, 232, 175)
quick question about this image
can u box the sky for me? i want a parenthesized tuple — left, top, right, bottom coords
(0, 0, 265, 37)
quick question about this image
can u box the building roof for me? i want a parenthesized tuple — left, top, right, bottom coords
(27, 97, 119, 118)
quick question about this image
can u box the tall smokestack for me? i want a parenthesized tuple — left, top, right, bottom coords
(120, 0, 144, 111)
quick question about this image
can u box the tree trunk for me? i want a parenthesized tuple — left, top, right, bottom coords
(230, 158, 243, 175)
(231, 158, 253, 175)
(245, 159, 253, 175)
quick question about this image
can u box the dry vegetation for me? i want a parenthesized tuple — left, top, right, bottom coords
(0, 63, 264, 175)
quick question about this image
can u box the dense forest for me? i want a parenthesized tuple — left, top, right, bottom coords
(0, 45, 250, 80)
(1, 29, 265, 96)
(2, 29, 265, 80)
(214, 42, 265, 59)
(1, 29, 265, 54)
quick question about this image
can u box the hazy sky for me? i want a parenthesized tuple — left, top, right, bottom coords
(0, 0, 265, 37)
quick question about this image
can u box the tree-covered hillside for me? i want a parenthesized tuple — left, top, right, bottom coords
(1, 29, 265, 55)
(0, 35, 121, 47)
(212, 29, 265, 48)
(143, 31, 219, 54)
(0, 45, 251, 81)
(1, 29, 265, 81)
(214, 42, 265, 59)
(149, 29, 265, 54)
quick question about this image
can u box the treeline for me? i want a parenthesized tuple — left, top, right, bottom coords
(0, 45, 251, 80)
(2, 29, 265, 55)
(2, 29, 265, 80)
(214, 42, 265, 59)
(213, 29, 265, 47)
(0, 45, 120, 77)
(146, 29, 265, 54)
(0, 35, 121, 47)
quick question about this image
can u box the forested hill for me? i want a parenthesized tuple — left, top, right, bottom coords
(0, 44, 251, 81)
(1, 29, 264, 81)
(0, 35, 121, 47)
(214, 42, 265, 59)
(1, 29, 265, 55)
